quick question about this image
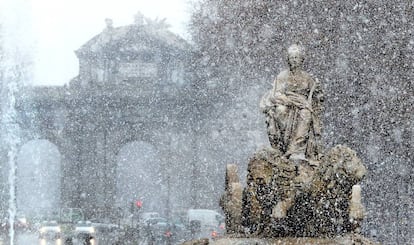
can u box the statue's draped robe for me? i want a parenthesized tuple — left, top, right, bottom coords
(260, 70, 323, 161)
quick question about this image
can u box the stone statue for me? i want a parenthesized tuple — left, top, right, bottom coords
(206, 45, 377, 244)
(260, 44, 323, 162)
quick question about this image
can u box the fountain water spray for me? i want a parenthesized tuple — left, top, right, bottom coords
(0, 0, 32, 244)
(0, 38, 21, 245)
(0, 25, 21, 245)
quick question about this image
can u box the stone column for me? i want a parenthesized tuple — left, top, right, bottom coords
(59, 137, 82, 209)
(102, 134, 118, 221)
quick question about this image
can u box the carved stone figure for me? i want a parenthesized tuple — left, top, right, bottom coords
(208, 45, 377, 244)
(260, 45, 323, 161)
(220, 164, 243, 234)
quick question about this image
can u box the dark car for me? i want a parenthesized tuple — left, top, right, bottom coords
(74, 221, 123, 245)
(143, 217, 188, 244)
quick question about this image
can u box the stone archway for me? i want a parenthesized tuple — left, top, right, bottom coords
(16, 139, 61, 219)
(115, 141, 162, 214)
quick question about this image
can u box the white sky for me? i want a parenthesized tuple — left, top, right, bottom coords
(28, 0, 195, 86)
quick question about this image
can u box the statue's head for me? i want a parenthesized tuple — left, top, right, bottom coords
(287, 44, 305, 71)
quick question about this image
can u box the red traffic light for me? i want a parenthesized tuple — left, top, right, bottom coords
(135, 200, 143, 208)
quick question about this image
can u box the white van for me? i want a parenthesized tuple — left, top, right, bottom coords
(140, 212, 160, 222)
(186, 209, 224, 240)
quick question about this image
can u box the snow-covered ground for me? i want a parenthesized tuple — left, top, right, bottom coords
(0, 232, 40, 245)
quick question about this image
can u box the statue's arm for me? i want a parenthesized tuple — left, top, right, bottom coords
(260, 76, 285, 112)
(272, 74, 290, 104)
(275, 83, 307, 108)
(261, 71, 298, 111)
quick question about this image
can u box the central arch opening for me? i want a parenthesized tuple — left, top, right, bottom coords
(115, 141, 162, 214)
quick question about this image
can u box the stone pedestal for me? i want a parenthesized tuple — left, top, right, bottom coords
(208, 234, 378, 245)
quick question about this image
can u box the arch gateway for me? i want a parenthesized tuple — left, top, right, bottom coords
(6, 20, 198, 220)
